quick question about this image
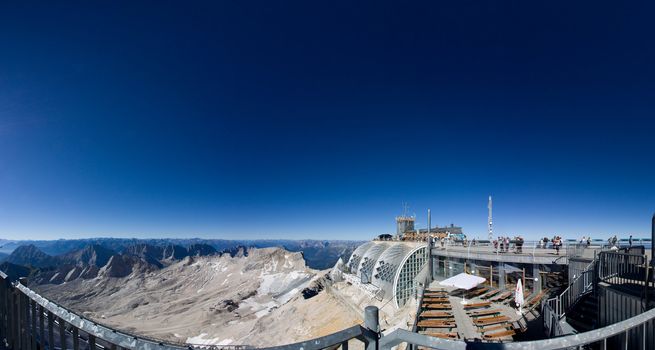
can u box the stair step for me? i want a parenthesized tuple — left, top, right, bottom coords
(577, 304, 597, 313)
(566, 316, 595, 332)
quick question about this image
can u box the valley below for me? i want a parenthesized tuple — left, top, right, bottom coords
(34, 247, 361, 347)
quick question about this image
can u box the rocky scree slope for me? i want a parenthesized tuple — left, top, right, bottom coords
(36, 247, 360, 347)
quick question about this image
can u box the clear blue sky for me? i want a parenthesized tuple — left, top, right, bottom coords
(1, 1, 654, 241)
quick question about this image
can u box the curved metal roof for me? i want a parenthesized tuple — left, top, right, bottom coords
(345, 241, 428, 304)
(347, 241, 375, 274)
(370, 243, 416, 299)
(356, 242, 390, 282)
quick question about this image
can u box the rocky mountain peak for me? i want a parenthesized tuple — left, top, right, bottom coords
(6, 244, 55, 268)
(186, 243, 217, 256)
(60, 244, 115, 267)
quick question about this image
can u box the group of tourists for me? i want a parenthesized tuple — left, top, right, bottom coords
(551, 236, 563, 255)
(579, 236, 592, 246)
(537, 236, 564, 254)
(492, 235, 525, 253)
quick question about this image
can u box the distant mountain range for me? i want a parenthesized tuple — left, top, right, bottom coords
(0, 238, 363, 283)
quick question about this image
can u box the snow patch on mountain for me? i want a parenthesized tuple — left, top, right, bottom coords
(35, 247, 361, 347)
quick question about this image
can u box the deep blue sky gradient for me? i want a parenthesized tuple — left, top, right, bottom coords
(1, 1, 654, 240)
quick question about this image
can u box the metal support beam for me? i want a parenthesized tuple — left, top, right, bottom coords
(533, 264, 542, 294)
(363, 306, 379, 350)
(650, 214, 655, 278)
(427, 209, 433, 283)
(651, 213, 655, 272)
(498, 262, 506, 289)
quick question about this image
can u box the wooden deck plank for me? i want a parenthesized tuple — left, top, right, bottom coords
(462, 301, 491, 309)
(482, 329, 516, 339)
(473, 315, 510, 326)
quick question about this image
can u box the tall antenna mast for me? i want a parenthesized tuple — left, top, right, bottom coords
(488, 195, 493, 241)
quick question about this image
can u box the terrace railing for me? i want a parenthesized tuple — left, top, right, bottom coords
(597, 251, 648, 286)
(263, 305, 655, 350)
(0, 272, 201, 350)
(597, 251, 651, 310)
(2, 263, 654, 350)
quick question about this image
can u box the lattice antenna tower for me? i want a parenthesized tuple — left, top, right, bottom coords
(488, 195, 493, 241)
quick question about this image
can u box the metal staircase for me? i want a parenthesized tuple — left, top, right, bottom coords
(543, 258, 596, 336)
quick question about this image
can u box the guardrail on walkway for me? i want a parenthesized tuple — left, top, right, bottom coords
(543, 250, 653, 338)
(545, 258, 595, 320)
(542, 259, 595, 337)
(261, 304, 655, 350)
(438, 239, 569, 257)
(597, 251, 649, 286)
(597, 250, 652, 312)
(2, 268, 654, 350)
(0, 271, 254, 350)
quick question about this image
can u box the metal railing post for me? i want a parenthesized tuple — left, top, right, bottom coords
(341, 340, 348, 350)
(72, 327, 79, 350)
(31, 299, 37, 350)
(624, 330, 628, 350)
(10, 289, 17, 350)
(39, 304, 45, 350)
(0, 277, 5, 343)
(48, 311, 54, 350)
(59, 317, 67, 350)
(363, 306, 379, 350)
(20, 291, 28, 350)
(88, 333, 96, 350)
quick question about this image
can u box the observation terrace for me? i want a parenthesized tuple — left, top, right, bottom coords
(430, 239, 652, 265)
(1, 257, 653, 350)
(1, 220, 653, 350)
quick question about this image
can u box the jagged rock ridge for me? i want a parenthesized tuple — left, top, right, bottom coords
(35, 247, 360, 347)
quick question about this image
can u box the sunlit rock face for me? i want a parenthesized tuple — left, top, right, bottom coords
(36, 247, 361, 347)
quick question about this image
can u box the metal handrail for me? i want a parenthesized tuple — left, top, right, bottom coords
(15, 283, 191, 350)
(259, 325, 366, 350)
(379, 306, 655, 350)
(544, 257, 595, 324)
(2, 274, 654, 350)
(542, 301, 564, 337)
(597, 251, 648, 282)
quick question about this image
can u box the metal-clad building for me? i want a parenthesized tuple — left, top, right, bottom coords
(347, 241, 375, 274)
(343, 241, 428, 308)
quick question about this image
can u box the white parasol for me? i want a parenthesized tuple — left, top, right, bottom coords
(515, 279, 524, 314)
(439, 273, 486, 304)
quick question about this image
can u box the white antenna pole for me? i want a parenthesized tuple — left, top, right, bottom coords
(488, 196, 493, 241)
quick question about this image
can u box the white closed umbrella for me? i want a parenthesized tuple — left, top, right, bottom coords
(439, 273, 486, 304)
(515, 279, 524, 314)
